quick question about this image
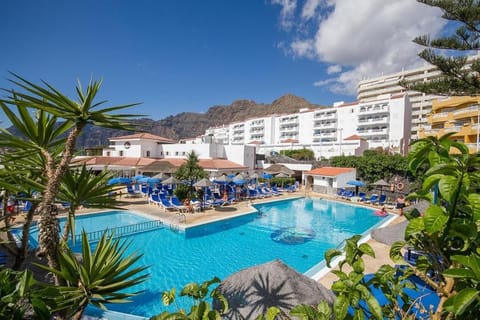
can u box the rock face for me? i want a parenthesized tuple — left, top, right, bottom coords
(69, 94, 323, 148)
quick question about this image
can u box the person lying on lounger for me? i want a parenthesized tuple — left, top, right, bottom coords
(184, 197, 194, 213)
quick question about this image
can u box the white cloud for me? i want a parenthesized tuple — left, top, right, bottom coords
(271, 0, 298, 30)
(290, 39, 316, 58)
(327, 64, 341, 74)
(301, 0, 322, 20)
(274, 0, 447, 95)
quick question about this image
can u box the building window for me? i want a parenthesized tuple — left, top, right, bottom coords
(146, 151, 151, 157)
(175, 151, 179, 156)
(106, 151, 110, 156)
(119, 151, 124, 156)
(160, 151, 163, 156)
(166, 151, 169, 156)
(182, 151, 186, 155)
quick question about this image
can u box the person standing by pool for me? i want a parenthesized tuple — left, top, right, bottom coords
(395, 194, 406, 216)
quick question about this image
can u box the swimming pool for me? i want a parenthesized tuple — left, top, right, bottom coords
(23, 198, 388, 317)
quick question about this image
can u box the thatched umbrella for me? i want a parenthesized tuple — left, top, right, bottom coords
(141, 160, 177, 173)
(371, 220, 409, 245)
(213, 260, 335, 319)
(372, 179, 391, 195)
(162, 176, 182, 185)
(264, 164, 294, 175)
(152, 172, 169, 180)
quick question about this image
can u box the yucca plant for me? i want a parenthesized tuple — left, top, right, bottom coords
(57, 165, 122, 244)
(1, 74, 140, 278)
(37, 231, 149, 320)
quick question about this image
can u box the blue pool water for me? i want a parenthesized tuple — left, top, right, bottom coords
(24, 198, 387, 318)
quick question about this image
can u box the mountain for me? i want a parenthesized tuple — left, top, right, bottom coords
(75, 94, 324, 148)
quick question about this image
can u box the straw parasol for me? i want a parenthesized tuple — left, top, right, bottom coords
(162, 176, 182, 185)
(371, 220, 409, 245)
(213, 260, 335, 319)
(141, 160, 177, 173)
(264, 164, 294, 175)
(372, 179, 391, 195)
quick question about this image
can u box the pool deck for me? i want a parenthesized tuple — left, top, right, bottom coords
(5, 189, 406, 290)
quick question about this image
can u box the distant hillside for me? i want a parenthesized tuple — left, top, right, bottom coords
(74, 94, 324, 148)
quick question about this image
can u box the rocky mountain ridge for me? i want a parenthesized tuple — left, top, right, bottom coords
(75, 94, 324, 148)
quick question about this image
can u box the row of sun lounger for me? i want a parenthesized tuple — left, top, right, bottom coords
(336, 189, 388, 206)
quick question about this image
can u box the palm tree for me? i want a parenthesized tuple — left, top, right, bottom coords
(175, 151, 207, 195)
(57, 165, 121, 244)
(0, 74, 139, 278)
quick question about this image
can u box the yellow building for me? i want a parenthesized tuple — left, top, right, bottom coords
(419, 96, 480, 154)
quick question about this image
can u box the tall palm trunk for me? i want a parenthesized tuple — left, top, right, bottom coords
(37, 125, 83, 281)
(13, 203, 38, 270)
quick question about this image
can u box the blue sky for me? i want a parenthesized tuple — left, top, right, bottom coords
(0, 0, 445, 125)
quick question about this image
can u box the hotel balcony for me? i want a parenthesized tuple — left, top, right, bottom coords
(359, 104, 390, 115)
(250, 134, 264, 140)
(279, 117, 299, 124)
(452, 105, 480, 120)
(313, 121, 337, 129)
(249, 127, 264, 133)
(279, 124, 299, 132)
(358, 116, 389, 125)
(357, 128, 389, 136)
(314, 111, 337, 119)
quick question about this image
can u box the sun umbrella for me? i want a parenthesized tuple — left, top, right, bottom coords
(371, 220, 409, 245)
(194, 178, 213, 211)
(137, 177, 161, 184)
(213, 260, 335, 319)
(264, 164, 294, 175)
(107, 177, 131, 185)
(347, 180, 366, 196)
(213, 175, 232, 184)
(162, 176, 182, 185)
(133, 174, 146, 181)
(275, 172, 289, 178)
(152, 172, 169, 180)
(372, 179, 391, 195)
(232, 178, 248, 185)
(233, 173, 246, 180)
(261, 172, 273, 179)
(249, 172, 260, 179)
(193, 178, 213, 187)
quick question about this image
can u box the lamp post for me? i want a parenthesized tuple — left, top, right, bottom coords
(338, 128, 343, 156)
(476, 105, 479, 153)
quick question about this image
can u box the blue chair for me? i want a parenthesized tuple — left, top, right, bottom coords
(0, 251, 7, 266)
(149, 194, 161, 206)
(376, 194, 387, 205)
(160, 198, 176, 211)
(21, 201, 32, 213)
(365, 194, 378, 204)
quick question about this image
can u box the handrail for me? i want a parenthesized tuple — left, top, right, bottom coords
(74, 219, 164, 243)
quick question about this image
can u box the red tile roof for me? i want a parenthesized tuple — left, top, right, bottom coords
(305, 167, 355, 176)
(344, 134, 365, 141)
(76, 156, 247, 171)
(280, 139, 299, 143)
(108, 133, 175, 143)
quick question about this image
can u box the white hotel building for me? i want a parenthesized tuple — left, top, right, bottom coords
(357, 54, 479, 140)
(204, 93, 412, 159)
